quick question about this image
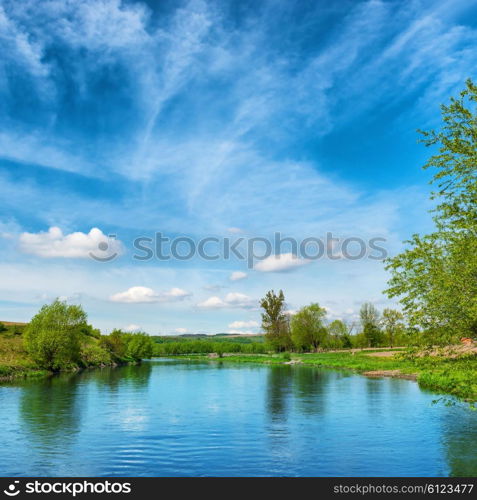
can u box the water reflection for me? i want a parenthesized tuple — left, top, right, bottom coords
(19, 373, 82, 448)
(291, 366, 331, 416)
(266, 366, 293, 422)
(0, 361, 475, 477)
(442, 404, 477, 476)
(85, 362, 153, 391)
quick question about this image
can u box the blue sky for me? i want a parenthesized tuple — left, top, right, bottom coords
(1, 0, 476, 334)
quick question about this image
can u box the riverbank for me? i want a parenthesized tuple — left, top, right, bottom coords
(0, 357, 137, 382)
(167, 348, 477, 403)
(0, 334, 144, 382)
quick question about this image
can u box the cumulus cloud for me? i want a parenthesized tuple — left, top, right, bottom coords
(229, 271, 247, 281)
(254, 253, 311, 273)
(18, 227, 122, 259)
(110, 286, 191, 304)
(228, 320, 258, 329)
(198, 292, 255, 309)
(174, 327, 189, 334)
(124, 324, 141, 332)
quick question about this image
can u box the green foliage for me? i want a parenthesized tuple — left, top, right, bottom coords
(80, 341, 112, 366)
(81, 324, 101, 339)
(290, 303, 327, 351)
(153, 339, 267, 356)
(24, 300, 87, 371)
(362, 323, 384, 348)
(99, 329, 154, 362)
(124, 332, 154, 361)
(327, 319, 353, 348)
(260, 289, 292, 352)
(386, 80, 477, 344)
(0, 322, 6, 333)
(99, 329, 126, 358)
(381, 309, 405, 348)
(360, 303, 384, 347)
(360, 302, 380, 327)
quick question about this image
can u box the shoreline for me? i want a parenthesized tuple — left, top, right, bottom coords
(0, 360, 140, 383)
(2, 350, 475, 404)
(160, 351, 476, 403)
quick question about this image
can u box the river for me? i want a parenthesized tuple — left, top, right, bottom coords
(0, 359, 475, 476)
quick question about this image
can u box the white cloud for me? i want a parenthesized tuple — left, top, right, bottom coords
(198, 292, 255, 309)
(124, 324, 141, 332)
(197, 296, 225, 308)
(228, 320, 258, 329)
(227, 330, 256, 335)
(229, 271, 247, 281)
(254, 253, 311, 273)
(110, 286, 191, 304)
(18, 227, 123, 259)
(174, 327, 189, 334)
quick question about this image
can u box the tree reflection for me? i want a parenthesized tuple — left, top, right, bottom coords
(291, 366, 330, 416)
(442, 404, 477, 476)
(19, 373, 82, 448)
(85, 361, 153, 392)
(266, 366, 293, 423)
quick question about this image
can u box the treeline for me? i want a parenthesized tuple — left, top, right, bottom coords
(153, 340, 267, 356)
(152, 297, 408, 356)
(14, 299, 154, 372)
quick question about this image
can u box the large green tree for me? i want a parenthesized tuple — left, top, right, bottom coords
(381, 308, 404, 348)
(360, 302, 383, 347)
(260, 290, 292, 352)
(24, 299, 87, 370)
(327, 319, 353, 348)
(386, 80, 477, 344)
(124, 332, 155, 361)
(290, 303, 327, 352)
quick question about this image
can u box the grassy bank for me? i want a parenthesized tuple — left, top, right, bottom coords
(168, 349, 477, 403)
(0, 328, 151, 382)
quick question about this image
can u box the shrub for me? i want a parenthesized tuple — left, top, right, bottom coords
(24, 300, 87, 371)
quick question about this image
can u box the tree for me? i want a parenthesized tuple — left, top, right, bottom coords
(260, 290, 292, 352)
(386, 80, 477, 344)
(290, 303, 328, 352)
(360, 302, 380, 327)
(99, 329, 126, 359)
(360, 302, 383, 347)
(24, 299, 87, 370)
(125, 332, 154, 361)
(381, 309, 404, 348)
(327, 319, 353, 348)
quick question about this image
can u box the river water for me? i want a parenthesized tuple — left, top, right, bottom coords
(0, 359, 475, 476)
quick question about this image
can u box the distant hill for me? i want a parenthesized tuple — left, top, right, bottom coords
(0, 321, 28, 326)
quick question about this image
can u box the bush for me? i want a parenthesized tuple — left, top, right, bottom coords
(24, 300, 87, 371)
(80, 342, 112, 367)
(124, 332, 155, 361)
